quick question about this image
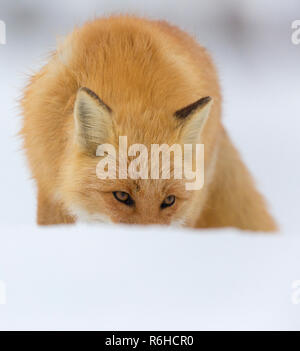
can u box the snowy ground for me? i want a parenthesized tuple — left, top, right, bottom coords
(0, 1, 299, 330)
(0, 225, 300, 331)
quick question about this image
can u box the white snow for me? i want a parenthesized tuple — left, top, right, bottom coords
(0, 224, 300, 331)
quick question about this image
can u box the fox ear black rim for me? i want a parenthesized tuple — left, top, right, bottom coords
(174, 96, 212, 119)
(79, 87, 112, 113)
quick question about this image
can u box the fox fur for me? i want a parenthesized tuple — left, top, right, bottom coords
(21, 15, 277, 231)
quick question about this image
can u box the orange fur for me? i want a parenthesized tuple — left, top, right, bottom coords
(21, 15, 277, 231)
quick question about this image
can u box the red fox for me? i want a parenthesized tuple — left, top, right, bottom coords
(21, 15, 277, 230)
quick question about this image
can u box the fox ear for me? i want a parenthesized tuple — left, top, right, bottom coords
(74, 87, 112, 153)
(175, 96, 213, 144)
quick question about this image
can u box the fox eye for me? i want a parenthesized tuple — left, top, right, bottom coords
(161, 195, 176, 209)
(113, 191, 134, 206)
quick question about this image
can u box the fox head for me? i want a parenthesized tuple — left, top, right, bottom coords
(60, 87, 213, 226)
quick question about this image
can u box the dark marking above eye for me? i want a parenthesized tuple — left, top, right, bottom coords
(174, 96, 211, 119)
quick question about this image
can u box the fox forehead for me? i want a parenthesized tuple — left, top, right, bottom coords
(57, 18, 203, 115)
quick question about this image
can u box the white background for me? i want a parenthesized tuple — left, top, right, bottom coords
(0, 0, 299, 330)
